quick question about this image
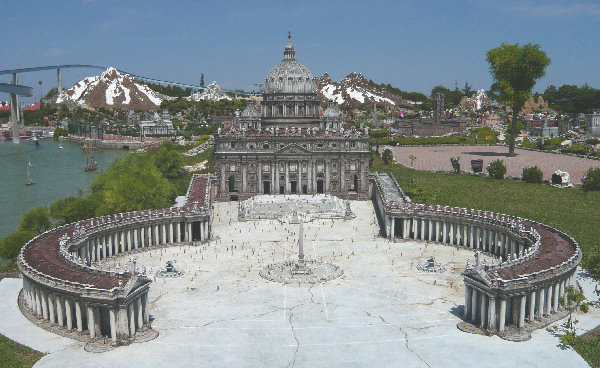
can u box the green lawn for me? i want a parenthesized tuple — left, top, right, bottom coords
(0, 334, 44, 368)
(574, 329, 600, 368)
(370, 156, 600, 278)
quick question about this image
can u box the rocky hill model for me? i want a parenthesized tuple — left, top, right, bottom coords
(55, 67, 163, 110)
(188, 81, 232, 101)
(317, 72, 402, 107)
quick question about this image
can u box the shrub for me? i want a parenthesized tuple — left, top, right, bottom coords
(561, 145, 590, 156)
(522, 166, 543, 183)
(450, 157, 460, 173)
(0, 231, 37, 259)
(369, 129, 389, 139)
(382, 149, 394, 165)
(580, 302, 589, 313)
(487, 159, 506, 179)
(560, 331, 577, 347)
(582, 167, 600, 192)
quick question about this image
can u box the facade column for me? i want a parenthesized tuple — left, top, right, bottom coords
(128, 303, 136, 336)
(390, 217, 395, 239)
(187, 222, 193, 242)
(420, 219, 425, 240)
(65, 298, 73, 330)
(109, 308, 117, 343)
(169, 223, 174, 243)
(162, 223, 167, 244)
(136, 297, 144, 329)
(464, 286, 472, 318)
(75, 300, 83, 332)
(498, 299, 506, 332)
(480, 293, 487, 329)
(471, 289, 478, 323)
(488, 296, 496, 330)
(518, 295, 526, 328)
(142, 292, 149, 324)
(87, 305, 96, 338)
(117, 307, 129, 341)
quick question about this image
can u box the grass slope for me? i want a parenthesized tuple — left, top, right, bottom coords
(0, 334, 44, 368)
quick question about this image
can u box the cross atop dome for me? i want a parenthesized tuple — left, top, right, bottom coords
(284, 31, 295, 60)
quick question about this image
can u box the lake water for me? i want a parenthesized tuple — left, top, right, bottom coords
(0, 139, 124, 238)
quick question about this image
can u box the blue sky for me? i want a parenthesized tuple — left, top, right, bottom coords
(2, 0, 599, 103)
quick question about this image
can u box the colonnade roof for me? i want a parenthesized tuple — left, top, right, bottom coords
(22, 226, 126, 290)
(490, 221, 577, 280)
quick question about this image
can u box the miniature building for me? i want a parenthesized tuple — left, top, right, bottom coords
(585, 111, 600, 135)
(214, 36, 370, 201)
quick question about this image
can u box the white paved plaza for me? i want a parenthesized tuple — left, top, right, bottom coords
(1, 201, 597, 367)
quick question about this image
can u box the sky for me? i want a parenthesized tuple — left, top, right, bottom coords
(1, 0, 599, 104)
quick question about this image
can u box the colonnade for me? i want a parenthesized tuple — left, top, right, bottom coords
(74, 219, 210, 265)
(386, 216, 523, 261)
(464, 272, 578, 331)
(21, 277, 150, 343)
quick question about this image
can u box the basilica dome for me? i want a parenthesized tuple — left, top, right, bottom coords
(262, 40, 317, 95)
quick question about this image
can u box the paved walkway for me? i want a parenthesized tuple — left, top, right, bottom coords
(388, 145, 600, 183)
(14, 202, 595, 368)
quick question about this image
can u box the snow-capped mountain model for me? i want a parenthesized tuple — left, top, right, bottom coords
(458, 89, 491, 114)
(55, 67, 162, 110)
(187, 81, 232, 101)
(317, 72, 401, 107)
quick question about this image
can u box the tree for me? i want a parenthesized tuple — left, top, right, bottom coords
(152, 144, 185, 179)
(91, 155, 176, 215)
(486, 43, 550, 156)
(49, 197, 97, 225)
(18, 206, 52, 234)
(382, 149, 394, 165)
(0, 231, 37, 259)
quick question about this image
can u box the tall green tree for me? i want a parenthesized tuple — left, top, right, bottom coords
(91, 155, 176, 215)
(18, 206, 52, 234)
(486, 43, 550, 156)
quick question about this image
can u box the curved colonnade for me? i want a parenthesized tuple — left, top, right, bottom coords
(17, 175, 213, 345)
(372, 173, 582, 338)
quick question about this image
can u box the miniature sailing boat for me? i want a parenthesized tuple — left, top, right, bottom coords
(84, 145, 98, 171)
(59, 141, 64, 149)
(26, 166, 35, 186)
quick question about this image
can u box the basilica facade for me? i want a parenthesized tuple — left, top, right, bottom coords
(214, 37, 371, 201)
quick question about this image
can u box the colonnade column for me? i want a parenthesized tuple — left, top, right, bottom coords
(75, 300, 83, 332)
(529, 290, 536, 321)
(56, 295, 64, 326)
(65, 298, 73, 330)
